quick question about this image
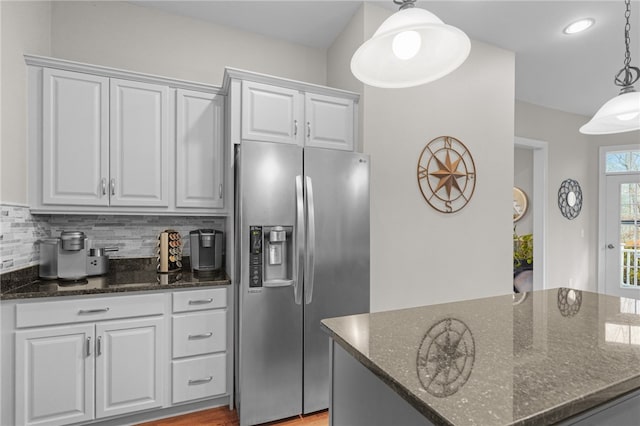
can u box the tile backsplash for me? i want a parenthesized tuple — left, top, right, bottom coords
(0, 204, 224, 273)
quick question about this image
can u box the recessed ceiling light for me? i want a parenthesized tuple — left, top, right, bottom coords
(563, 18, 595, 35)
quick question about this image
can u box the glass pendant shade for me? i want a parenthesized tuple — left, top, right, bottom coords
(351, 7, 471, 88)
(579, 91, 640, 134)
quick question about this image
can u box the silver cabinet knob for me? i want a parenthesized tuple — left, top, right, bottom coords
(607, 244, 615, 249)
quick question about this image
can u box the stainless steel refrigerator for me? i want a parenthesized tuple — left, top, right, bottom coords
(235, 140, 370, 426)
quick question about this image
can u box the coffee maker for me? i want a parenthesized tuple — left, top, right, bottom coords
(39, 231, 88, 280)
(189, 229, 223, 272)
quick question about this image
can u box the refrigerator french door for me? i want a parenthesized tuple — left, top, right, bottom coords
(236, 140, 370, 426)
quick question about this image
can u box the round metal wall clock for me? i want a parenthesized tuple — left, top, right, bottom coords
(417, 136, 476, 213)
(558, 179, 583, 220)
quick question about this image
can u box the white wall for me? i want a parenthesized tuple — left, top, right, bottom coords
(343, 4, 515, 312)
(0, 1, 51, 205)
(514, 147, 534, 236)
(0, 0, 327, 206)
(515, 101, 638, 291)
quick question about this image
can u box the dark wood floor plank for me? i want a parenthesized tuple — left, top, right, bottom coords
(138, 407, 328, 426)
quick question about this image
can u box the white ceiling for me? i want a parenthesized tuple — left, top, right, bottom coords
(132, 0, 640, 117)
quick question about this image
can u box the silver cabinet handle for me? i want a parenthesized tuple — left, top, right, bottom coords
(304, 176, 316, 305)
(101, 178, 107, 196)
(219, 184, 223, 199)
(188, 376, 213, 385)
(110, 178, 115, 196)
(607, 244, 615, 249)
(306, 121, 311, 138)
(188, 298, 213, 305)
(97, 336, 102, 356)
(78, 308, 110, 314)
(294, 119, 298, 136)
(188, 332, 213, 340)
(86, 336, 92, 357)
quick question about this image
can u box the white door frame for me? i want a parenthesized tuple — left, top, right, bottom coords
(515, 137, 549, 291)
(598, 144, 640, 294)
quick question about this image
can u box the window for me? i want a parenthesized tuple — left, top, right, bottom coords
(606, 150, 640, 173)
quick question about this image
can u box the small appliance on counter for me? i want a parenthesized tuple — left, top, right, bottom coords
(189, 229, 223, 272)
(39, 231, 88, 280)
(87, 247, 119, 276)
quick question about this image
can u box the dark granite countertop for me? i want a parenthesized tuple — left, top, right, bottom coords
(321, 289, 640, 426)
(0, 258, 230, 301)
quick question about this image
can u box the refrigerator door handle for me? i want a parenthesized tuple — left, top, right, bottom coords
(304, 176, 316, 305)
(294, 175, 305, 305)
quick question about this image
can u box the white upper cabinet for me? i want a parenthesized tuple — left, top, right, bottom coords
(241, 80, 303, 145)
(304, 93, 354, 151)
(176, 89, 224, 209)
(109, 79, 169, 207)
(27, 55, 226, 215)
(42, 68, 109, 206)
(230, 71, 358, 151)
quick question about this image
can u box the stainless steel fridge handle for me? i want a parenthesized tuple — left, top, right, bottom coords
(294, 175, 304, 305)
(304, 176, 316, 305)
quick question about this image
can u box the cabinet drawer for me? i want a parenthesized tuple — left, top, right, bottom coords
(172, 287, 227, 313)
(16, 293, 165, 328)
(173, 310, 226, 358)
(172, 353, 226, 404)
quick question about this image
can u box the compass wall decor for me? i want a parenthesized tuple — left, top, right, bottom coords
(417, 136, 476, 213)
(558, 179, 583, 220)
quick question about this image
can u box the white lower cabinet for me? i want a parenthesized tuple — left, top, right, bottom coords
(172, 353, 227, 404)
(171, 288, 228, 405)
(12, 294, 166, 426)
(15, 324, 95, 426)
(95, 317, 164, 419)
(6, 287, 231, 426)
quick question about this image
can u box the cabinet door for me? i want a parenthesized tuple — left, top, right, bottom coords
(42, 68, 109, 206)
(304, 93, 354, 151)
(176, 90, 224, 209)
(110, 79, 169, 207)
(95, 317, 164, 419)
(15, 324, 95, 426)
(241, 81, 302, 145)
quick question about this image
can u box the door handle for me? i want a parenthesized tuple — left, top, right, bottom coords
(607, 244, 615, 249)
(304, 176, 316, 305)
(97, 336, 102, 356)
(110, 178, 115, 196)
(306, 122, 311, 139)
(294, 120, 298, 136)
(86, 337, 92, 357)
(294, 175, 304, 305)
(101, 178, 106, 196)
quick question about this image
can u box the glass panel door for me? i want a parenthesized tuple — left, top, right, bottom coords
(606, 175, 640, 298)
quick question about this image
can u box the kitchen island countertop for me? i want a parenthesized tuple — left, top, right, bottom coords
(0, 258, 229, 300)
(321, 289, 640, 425)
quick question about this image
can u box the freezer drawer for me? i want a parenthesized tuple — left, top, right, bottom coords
(172, 353, 226, 404)
(172, 310, 226, 358)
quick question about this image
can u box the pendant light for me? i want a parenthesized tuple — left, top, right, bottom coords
(350, 0, 471, 89)
(580, 0, 640, 134)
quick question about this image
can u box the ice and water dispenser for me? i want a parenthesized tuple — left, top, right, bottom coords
(249, 225, 293, 287)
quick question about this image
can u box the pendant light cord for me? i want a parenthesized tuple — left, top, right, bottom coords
(393, 0, 415, 10)
(615, 0, 639, 92)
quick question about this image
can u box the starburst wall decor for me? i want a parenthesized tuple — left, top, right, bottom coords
(417, 136, 476, 213)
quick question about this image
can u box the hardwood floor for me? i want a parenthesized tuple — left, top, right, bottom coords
(138, 407, 328, 426)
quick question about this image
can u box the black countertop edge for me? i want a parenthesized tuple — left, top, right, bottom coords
(0, 258, 230, 301)
(320, 320, 454, 426)
(1, 278, 230, 301)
